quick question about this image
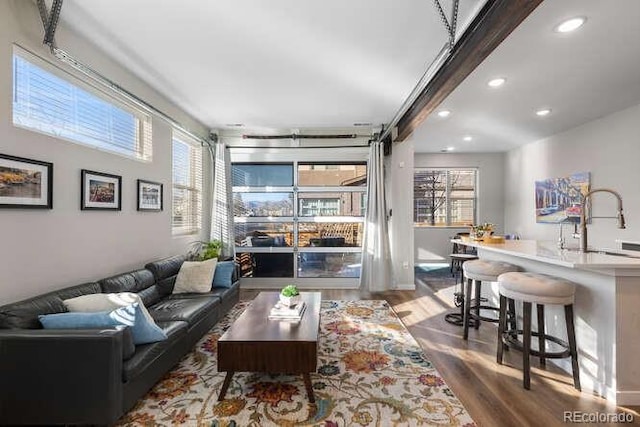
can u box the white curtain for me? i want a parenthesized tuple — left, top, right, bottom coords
(360, 140, 393, 292)
(210, 142, 235, 258)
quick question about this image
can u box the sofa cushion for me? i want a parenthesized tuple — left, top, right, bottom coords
(145, 255, 187, 295)
(146, 255, 187, 282)
(213, 261, 235, 288)
(148, 296, 220, 326)
(39, 303, 167, 345)
(173, 259, 218, 294)
(209, 282, 240, 305)
(0, 282, 101, 329)
(123, 320, 188, 382)
(100, 269, 161, 306)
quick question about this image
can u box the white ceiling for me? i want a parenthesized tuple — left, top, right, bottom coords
(411, 0, 640, 153)
(59, 0, 485, 131)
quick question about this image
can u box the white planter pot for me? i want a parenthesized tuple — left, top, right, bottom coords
(279, 294, 301, 307)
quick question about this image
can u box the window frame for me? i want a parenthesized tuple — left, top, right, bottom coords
(172, 131, 203, 236)
(413, 167, 478, 227)
(11, 45, 152, 162)
(231, 156, 367, 285)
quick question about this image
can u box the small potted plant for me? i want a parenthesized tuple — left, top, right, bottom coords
(470, 223, 494, 240)
(280, 285, 301, 307)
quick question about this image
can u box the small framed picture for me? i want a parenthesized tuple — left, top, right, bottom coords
(137, 179, 163, 211)
(0, 153, 53, 209)
(81, 169, 121, 211)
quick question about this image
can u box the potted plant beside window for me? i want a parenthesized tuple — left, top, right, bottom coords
(187, 239, 223, 261)
(200, 240, 223, 260)
(279, 285, 301, 307)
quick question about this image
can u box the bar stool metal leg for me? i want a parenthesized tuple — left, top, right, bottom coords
(463, 278, 473, 340)
(537, 304, 546, 367)
(564, 304, 581, 391)
(497, 295, 508, 364)
(508, 298, 517, 332)
(522, 302, 532, 390)
(474, 280, 482, 330)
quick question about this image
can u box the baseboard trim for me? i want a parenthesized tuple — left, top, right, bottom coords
(550, 359, 618, 404)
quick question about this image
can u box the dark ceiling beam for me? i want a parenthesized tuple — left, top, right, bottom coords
(395, 0, 543, 142)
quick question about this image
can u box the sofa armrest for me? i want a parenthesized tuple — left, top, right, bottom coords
(0, 328, 125, 425)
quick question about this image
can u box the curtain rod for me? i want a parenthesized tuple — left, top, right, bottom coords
(227, 144, 370, 149)
(51, 47, 211, 147)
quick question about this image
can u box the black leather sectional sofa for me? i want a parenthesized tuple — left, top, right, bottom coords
(0, 254, 239, 425)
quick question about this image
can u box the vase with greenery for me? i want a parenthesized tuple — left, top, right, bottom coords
(279, 284, 301, 307)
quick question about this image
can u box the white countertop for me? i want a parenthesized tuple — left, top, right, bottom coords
(454, 239, 640, 270)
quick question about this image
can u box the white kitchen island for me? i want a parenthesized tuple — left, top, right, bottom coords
(455, 239, 640, 405)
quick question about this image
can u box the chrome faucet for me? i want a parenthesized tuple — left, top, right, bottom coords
(579, 188, 626, 252)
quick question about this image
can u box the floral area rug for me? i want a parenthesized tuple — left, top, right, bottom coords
(118, 300, 475, 426)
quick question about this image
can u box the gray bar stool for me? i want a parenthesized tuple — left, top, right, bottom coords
(462, 259, 519, 340)
(497, 271, 581, 391)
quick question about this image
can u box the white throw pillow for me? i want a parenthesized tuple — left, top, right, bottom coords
(63, 292, 155, 325)
(173, 258, 218, 294)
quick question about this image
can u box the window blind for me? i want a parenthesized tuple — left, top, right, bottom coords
(172, 131, 203, 234)
(12, 49, 151, 161)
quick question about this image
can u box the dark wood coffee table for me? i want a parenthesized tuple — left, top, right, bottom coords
(217, 291, 321, 402)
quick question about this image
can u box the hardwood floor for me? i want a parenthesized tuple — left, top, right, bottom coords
(240, 283, 640, 426)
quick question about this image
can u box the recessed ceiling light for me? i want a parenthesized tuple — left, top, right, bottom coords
(555, 17, 586, 33)
(463, 136, 473, 141)
(446, 146, 455, 151)
(225, 123, 244, 127)
(437, 110, 451, 118)
(487, 78, 506, 88)
(536, 109, 551, 117)
(353, 122, 372, 127)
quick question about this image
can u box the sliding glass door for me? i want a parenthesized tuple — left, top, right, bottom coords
(231, 155, 367, 288)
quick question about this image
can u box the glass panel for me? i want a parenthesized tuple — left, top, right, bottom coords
(414, 170, 447, 225)
(233, 192, 293, 216)
(234, 222, 294, 247)
(450, 170, 476, 190)
(297, 222, 363, 247)
(450, 199, 475, 226)
(298, 163, 367, 186)
(172, 140, 191, 186)
(231, 164, 293, 186)
(298, 252, 361, 278)
(235, 252, 294, 278)
(298, 192, 365, 216)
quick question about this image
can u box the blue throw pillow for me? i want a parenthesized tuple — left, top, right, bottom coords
(213, 261, 235, 288)
(39, 303, 166, 345)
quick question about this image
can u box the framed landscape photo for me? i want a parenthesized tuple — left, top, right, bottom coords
(81, 169, 121, 211)
(0, 153, 53, 209)
(137, 179, 163, 211)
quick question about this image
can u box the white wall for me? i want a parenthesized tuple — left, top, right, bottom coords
(414, 152, 506, 262)
(505, 103, 640, 248)
(0, 1, 209, 305)
(389, 139, 415, 288)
